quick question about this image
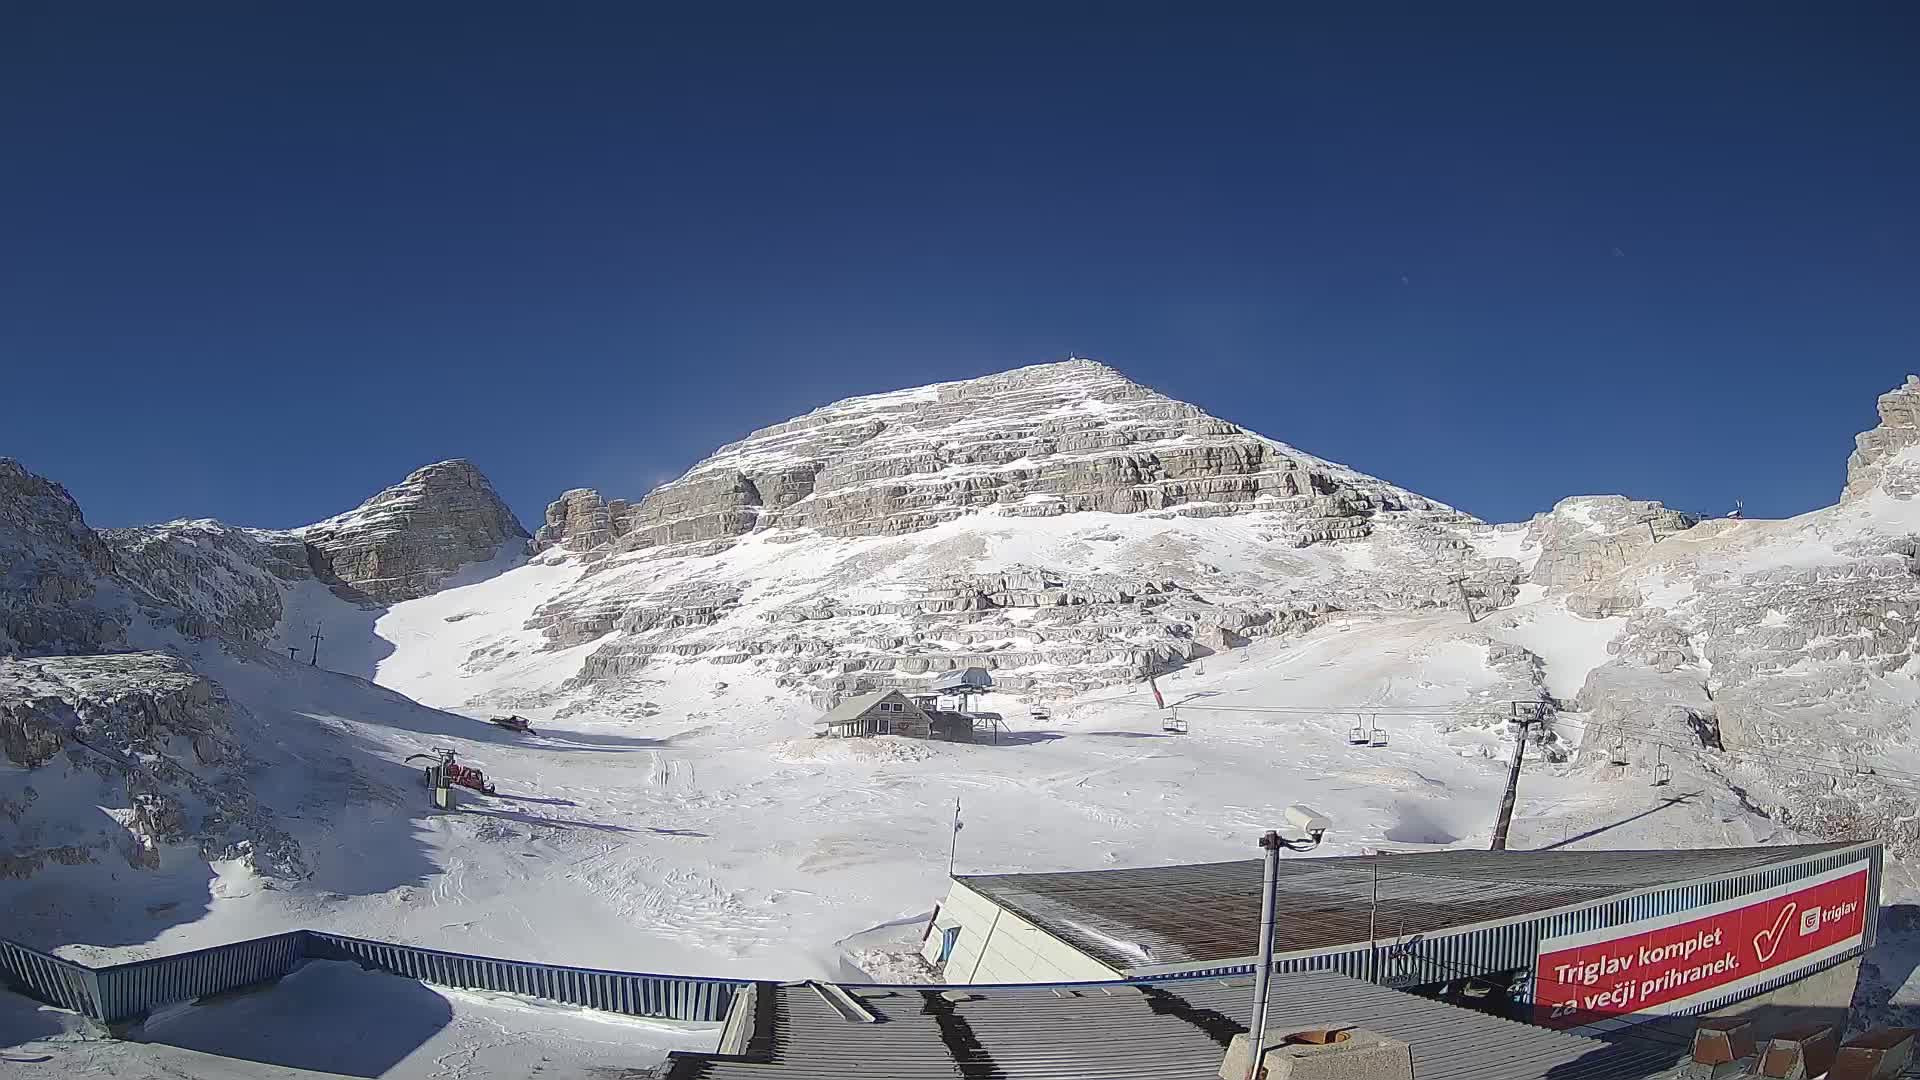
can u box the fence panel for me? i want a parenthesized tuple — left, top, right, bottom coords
(90, 930, 306, 1023)
(303, 931, 744, 1022)
(0, 937, 102, 1018)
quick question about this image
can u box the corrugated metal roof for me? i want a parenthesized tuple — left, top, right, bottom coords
(959, 844, 1855, 972)
(664, 970, 1683, 1079)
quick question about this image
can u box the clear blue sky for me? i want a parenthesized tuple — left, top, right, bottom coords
(5, 3, 1916, 531)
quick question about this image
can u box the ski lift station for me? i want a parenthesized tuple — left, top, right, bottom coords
(920, 841, 1882, 1038)
(812, 667, 1005, 743)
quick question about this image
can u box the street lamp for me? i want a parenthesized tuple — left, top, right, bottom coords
(1246, 805, 1331, 1080)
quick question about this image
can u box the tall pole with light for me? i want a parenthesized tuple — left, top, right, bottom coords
(1245, 804, 1330, 1080)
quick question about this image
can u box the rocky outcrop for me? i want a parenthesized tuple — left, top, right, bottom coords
(1525, 495, 1698, 590)
(533, 488, 630, 555)
(298, 459, 529, 602)
(507, 362, 1499, 700)
(0, 459, 127, 656)
(537, 361, 1441, 562)
(1845, 374, 1920, 500)
(0, 652, 300, 877)
(102, 520, 320, 644)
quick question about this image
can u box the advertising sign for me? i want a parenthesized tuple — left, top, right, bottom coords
(1533, 860, 1869, 1031)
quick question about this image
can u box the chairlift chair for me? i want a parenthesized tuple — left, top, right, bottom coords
(1652, 762, 1671, 786)
(1608, 739, 1629, 767)
(1348, 721, 1370, 745)
(1369, 728, 1389, 748)
(1163, 713, 1189, 735)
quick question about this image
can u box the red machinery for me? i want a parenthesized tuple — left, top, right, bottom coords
(406, 749, 497, 796)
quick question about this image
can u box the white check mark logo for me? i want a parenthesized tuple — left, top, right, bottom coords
(1754, 903, 1797, 964)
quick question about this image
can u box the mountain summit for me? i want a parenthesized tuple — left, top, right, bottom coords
(536, 359, 1444, 558)
(512, 361, 1505, 705)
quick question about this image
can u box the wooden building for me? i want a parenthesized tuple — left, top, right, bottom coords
(815, 690, 930, 739)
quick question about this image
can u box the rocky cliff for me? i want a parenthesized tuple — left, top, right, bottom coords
(1845, 375, 1920, 500)
(1545, 375, 1920, 854)
(0, 459, 127, 656)
(299, 459, 529, 603)
(534, 360, 1441, 559)
(1, 455, 528, 905)
(506, 361, 1518, 705)
(0, 652, 300, 881)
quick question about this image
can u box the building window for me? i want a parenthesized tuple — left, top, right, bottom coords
(938, 926, 961, 963)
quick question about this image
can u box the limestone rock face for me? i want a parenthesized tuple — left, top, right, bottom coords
(0, 458, 127, 656)
(544, 360, 1441, 560)
(102, 520, 320, 645)
(509, 361, 1514, 702)
(1525, 495, 1698, 590)
(1845, 374, 1920, 500)
(533, 488, 630, 555)
(298, 459, 529, 602)
(0, 652, 301, 881)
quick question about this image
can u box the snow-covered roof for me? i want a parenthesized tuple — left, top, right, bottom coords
(662, 969, 1680, 1080)
(815, 689, 907, 725)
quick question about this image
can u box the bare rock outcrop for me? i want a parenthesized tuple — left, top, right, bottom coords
(0, 459, 127, 656)
(0, 652, 300, 879)
(1845, 374, 1920, 500)
(1525, 495, 1698, 590)
(540, 361, 1441, 561)
(102, 520, 321, 644)
(297, 459, 529, 602)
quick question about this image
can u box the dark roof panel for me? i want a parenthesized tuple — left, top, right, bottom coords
(958, 843, 1854, 971)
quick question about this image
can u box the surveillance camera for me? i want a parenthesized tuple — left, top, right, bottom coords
(1285, 804, 1331, 836)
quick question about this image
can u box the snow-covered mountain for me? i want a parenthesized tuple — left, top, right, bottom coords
(508, 360, 1525, 708)
(5, 360, 1919, 990)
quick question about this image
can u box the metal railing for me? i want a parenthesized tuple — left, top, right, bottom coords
(0, 937, 101, 1018)
(1, 929, 746, 1026)
(305, 931, 743, 1021)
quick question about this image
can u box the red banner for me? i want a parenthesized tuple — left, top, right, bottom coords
(1533, 865, 1869, 1029)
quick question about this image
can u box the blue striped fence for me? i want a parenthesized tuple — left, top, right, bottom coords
(0, 937, 101, 1017)
(1, 929, 745, 1026)
(92, 931, 305, 1023)
(305, 931, 744, 1021)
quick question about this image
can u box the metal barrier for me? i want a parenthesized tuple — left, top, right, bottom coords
(0, 937, 101, 1018)
(305, 931, 744, 1021)
(1, 929, 745, 1026)
(92, 931, 305, 1024)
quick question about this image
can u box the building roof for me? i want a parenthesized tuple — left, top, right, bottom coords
(662, 970, 1683, 1080)
(816, 690, 904, 726)
(958, 843, 1857, 973)
(930, 666, 994, 692)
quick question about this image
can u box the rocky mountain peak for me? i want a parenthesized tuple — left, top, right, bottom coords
(0, 458, 126, 656)
(1844, 375, 1920, 501)
(534, 359, 1445, 563)
(296, 458, 529, 603)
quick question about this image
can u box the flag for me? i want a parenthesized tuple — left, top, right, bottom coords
(1148, 674, 1165, 710)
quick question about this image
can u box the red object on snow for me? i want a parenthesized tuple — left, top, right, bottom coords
(446, 764, 496, 795)
(1148, 674, 1165, 710)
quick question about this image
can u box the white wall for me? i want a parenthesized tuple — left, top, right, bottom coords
(922, 880, 1122, 985)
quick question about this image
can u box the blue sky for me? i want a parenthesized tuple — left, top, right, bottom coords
(4, 4, 1915, 531)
